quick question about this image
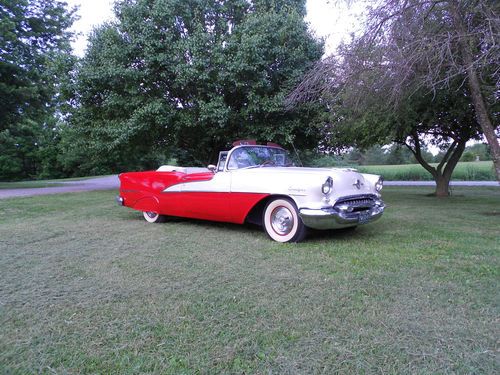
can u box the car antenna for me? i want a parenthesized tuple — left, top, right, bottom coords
(291, 141, 303, 167)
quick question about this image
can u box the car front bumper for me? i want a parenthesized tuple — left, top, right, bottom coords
(299, 203, 385, 230)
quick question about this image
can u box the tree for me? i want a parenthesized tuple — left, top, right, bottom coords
(360, 146, 386, 165)
(288, 0, 498, 195)
(359, 0, 499, 179)
(398, 86, 481, 195)
(0, 0, 76, 180)
(290, 57, 482, 195)
(461, 151, 475, 162)
(328, 80, 481, 195)
(63, 0, 323, 174)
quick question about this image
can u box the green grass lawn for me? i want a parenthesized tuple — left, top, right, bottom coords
(357, 160, 495, 181)
(1, 187, 499, 373)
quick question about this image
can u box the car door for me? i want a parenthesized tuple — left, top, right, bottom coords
(179, 171, 233, 222)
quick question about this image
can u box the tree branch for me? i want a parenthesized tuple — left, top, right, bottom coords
(443, 140, 466, 180)
(436, 140, 457, 174)
(404, 132, 437, 178)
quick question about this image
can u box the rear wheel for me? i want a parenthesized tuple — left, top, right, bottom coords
(142, 211, 166, 223)
(263, 198, 307, 243)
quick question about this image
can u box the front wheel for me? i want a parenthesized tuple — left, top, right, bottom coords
(142, 211, 166, 223)
(263, 198, 307, 243)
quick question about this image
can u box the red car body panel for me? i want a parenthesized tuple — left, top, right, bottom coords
(119, 171, 269, 224)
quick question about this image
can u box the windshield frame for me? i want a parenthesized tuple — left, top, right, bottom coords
(225, 145, 294, 171)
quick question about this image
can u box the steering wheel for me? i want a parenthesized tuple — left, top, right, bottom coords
(259, 160, 275, 167)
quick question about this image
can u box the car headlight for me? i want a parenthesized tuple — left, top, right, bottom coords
(321, 177, 333, 195)
(375, 177, 384, 192)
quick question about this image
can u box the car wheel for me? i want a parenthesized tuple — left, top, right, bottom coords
(263, 198, 307, 243)
(142, 211, 166, 223)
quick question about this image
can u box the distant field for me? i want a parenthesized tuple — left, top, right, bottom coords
(357, 161, 495, 181)
(1, 187, 498, 373)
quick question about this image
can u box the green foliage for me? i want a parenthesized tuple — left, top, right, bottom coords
(0, 0, 76, 180)
(303, 144, 435, 168)
(461, 151, 475, 162)
(327, 83, 481, 155)
(362, 145, 387, 165)
(290, 0, 498, 192)
(350, 144, 433, 166)
(319, 76, 481, 194)
(64, 0, 323, 174)
(298, 150, 346, 168)
(460, 143, 491, 162)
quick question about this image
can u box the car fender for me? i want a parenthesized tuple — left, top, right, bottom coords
(132, 196, 160, 213)
(244, 193, 299, 226)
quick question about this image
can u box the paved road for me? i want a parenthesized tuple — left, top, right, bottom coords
(385, 181, 499, 186)
(0, 175, 498, 199)
(0, 175, 119, 199)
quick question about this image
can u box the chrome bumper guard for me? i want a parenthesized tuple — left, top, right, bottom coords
(116, 195, 124, 206)
(299, 196, 385, 230)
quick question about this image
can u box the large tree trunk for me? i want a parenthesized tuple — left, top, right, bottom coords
(451, 3, 500, 181)
(406, 133, 465, 197)
(435, 176, 451, 197)
(463, 63, 500, 181)
(434, 139, 465, 197)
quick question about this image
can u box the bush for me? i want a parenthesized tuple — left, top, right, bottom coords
(460, 151, 475, 162)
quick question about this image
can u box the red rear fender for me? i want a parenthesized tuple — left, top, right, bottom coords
(132, 196, 160, 213)
(120, 171, 185, 192)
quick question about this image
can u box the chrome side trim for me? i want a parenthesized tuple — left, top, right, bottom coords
(160, 190, 267, 195)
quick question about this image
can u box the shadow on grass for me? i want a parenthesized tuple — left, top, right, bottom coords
(123, 211, 264, 236)
(306, 226, 379, 242)
(121, 210, 383, 244)
(482, 211, 500, 216)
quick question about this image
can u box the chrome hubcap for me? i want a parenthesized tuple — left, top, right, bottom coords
(271, 207, 294, 235)
(146, 212, 157, 219)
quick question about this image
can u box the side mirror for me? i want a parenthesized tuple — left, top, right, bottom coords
(207, 164, 216, 173)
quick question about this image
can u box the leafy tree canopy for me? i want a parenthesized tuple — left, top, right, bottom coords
(64, 0, 323, 174)
(0, 0, 76, 180)
(289, 0, 498, 195)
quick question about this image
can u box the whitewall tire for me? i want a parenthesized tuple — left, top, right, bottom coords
(263, 198, 307, 243)
(142, 211, 166, 223)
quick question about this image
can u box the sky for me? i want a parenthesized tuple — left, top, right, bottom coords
(65, 0, 367, 57)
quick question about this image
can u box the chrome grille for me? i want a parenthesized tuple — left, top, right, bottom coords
(334, 195, 377, 211)
(340, 198, 373, 206)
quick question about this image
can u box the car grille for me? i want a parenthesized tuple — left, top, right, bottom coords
(334, 195, 377, 212)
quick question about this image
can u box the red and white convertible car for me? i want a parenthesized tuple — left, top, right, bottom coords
(117, 141, 385, 242)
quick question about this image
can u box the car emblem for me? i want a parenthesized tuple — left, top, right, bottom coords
(353, 179, 363, 189)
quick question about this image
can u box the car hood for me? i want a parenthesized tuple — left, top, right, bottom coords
(241, 166, 359, 175)
(231, 166, 380, 198)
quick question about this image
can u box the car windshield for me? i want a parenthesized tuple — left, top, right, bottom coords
(227, 146, 294, 170)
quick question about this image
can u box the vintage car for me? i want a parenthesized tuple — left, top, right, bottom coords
(117, 140, 385, 242)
